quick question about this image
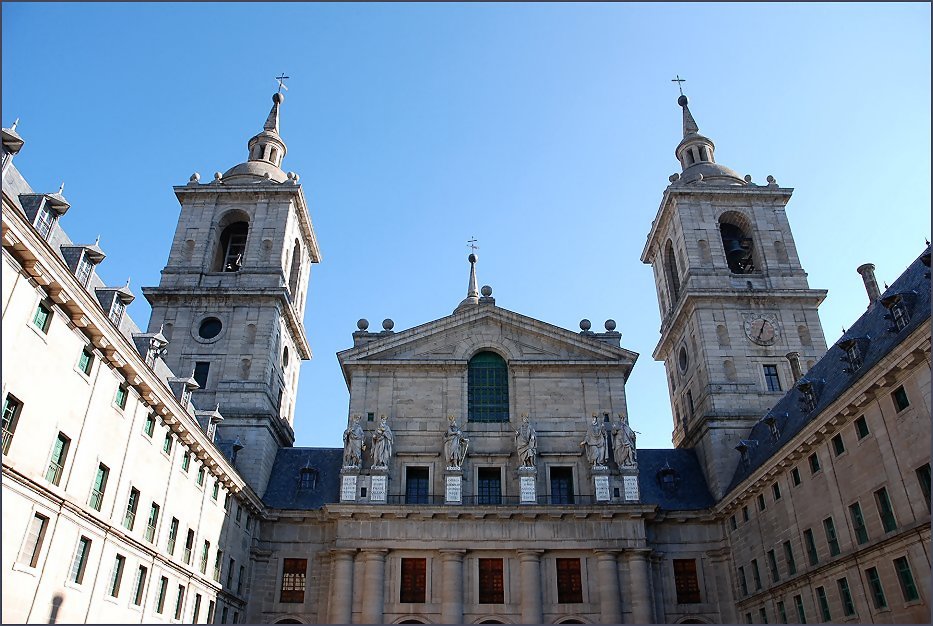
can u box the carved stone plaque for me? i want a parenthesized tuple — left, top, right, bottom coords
(370, 475, 387, 502)
(594, 475, 611, 502)
(623, 475, 640, 502)
(445, 475, 462, 503)
(340, 475, 358, 502)
(520, 475, 537, 504)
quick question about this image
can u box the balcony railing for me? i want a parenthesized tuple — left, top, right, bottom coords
(89, 489, 104, 511)
(2, 428, 13, 454)
(123, 511, 136, 530)
(45, 461, 64, 485)
(145, 524, 157, 543)
(371, 494, 623, 506)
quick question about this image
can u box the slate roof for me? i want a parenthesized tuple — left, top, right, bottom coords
(637, 448, 716, 511)
(725, 246, 932, 495)
(262, 447, 343, 510)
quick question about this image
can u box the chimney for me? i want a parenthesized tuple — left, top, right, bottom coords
(785, 351, 802, 382)
(856, 263, 881, 305)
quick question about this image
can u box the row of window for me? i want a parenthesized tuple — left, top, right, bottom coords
(743, 557, 920, 624)
(401, 465, 582, 504)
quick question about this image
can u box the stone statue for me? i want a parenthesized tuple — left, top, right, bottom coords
(580, 414, 608, 468)
(443, 415, 470, 469)
(514, 413, 537, 468)
(342, 414, 364, 468)
(612, 413, 637, 468)
(371, 414, 394, 469)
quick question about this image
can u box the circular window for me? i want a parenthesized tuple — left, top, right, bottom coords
(198, 317, 223, 340)
(678, 345, 689, 372)
(283, 346, 290, 368)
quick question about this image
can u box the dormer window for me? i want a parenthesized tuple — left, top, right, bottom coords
(763, 415, 781, 441)
(839, 337, 869, 374)
(109, 298, 126, 327)
(298, 467, 318, 490)
(34, 203, 55, 240)
(797, 380, 819, 413)
(891, 302, 909, 331)
(881, 292, 915, 333)
(75, 252, 93, 286)
(656, 462, 681, 493)
(845, 343, 862, 369)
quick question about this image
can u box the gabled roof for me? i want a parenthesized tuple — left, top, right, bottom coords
(725, 246, 932, 495)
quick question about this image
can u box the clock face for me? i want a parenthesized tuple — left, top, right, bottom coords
(746, 316, 777, 346)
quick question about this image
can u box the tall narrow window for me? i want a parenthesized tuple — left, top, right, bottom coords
(207, 601, 216, 624)
(214, 549, 224, 582)
(550, 467, 574, 505)
(200, 540, 210, 574)
(34, 203, 56, 239)
(280, 558, 308, 603)
(217, 221, 249, 272)
(227, 557, 235, 588)
(865, 567, 887, 609)
(2, 394, 22, 454)
(751, 559, 762, 590)
(46, 433, 70, 485)
(893, 556, 919, 602)
(155, 576, 168, 614)
(556, 558, 583, 603)
(831, 434, 845, 456)
(78, 346, 94, 375)
(477, 467, 502, 505)
(822, 517, 840, 556)
(33, 301, 52, 333)
(917, 463, 931, 509)
(133, 565, 148, 606)
(88, 463, 109, 511)
(183, 528, 195, 564)
(75, 251, 93, 286)
(737, 566, 748, 596)
(837, 577, 855, 616)
(193, 362, 210, 389)
(109, 298, 126, 327)
(174, 584, 185, 620)
(891, 386, 910, 412)
(110, 554, 126, 597)
(288, 239, 302, 296)
(193, 594, 202, 623)
(803, 529, 818, 566)
(123, 488, 139, 530)
(400, 558, 426, 603)
(115, 384, 128, 410)
(759, 607, 769, 624)
(167, 517, 179, 555)
(793, 594, 807, 624)
(776, 600, 787, 624)
(163, 432, 173, 454)
(405, 467, 429, 504)
(182, 451, 191, 472)
(875, 487, 897, 532)
(849, 502, 869, 545)
(808, 453, 820, 474)
(815, 586, 831, 622)
(783, 541, 796, 575)
(854, 415, 870, 439)
(763, 365, 782, 392)
(70, 536, 92, 584)
(468, 351, 509, 422)
(237, 565, 245, 594)
(673, 559, 701, 603)
(143, 412, 155, 437)
(767, 550, 779, 582)
(478, 558, 504, 604)
(144, 503, 159, 543)
(18, 512, 49, 567)
(720, 221, 755, 274)
(665, 240, 681, 303)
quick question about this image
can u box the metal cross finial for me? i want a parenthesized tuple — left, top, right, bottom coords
(275, 74, 290, 94)
(467, 237, 479, 253)
(671, 74, 686, 96)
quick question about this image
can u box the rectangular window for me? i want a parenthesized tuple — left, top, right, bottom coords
(133, 565, 148, 606)
(78, 347, 94, 375)
(76, 252, 93, 286)
(673, 558, 701, 603)
(549, 466, 575, 505)
(207, 601, 216, 624)
(70, 536, 92, 584)
(193, 593, 202, 623)
(143, 412, 155, 437)
(743, 505, 749, 522)
(200, 541, 211, 574)
(233, 611, 239, 624)
(854, 415, 869, 439)
(33, 301, 52, 333)
(18, 512, 49, 567)
(405, 467, 429, 504)
(804, 529, 818, 566)
(34, 204, 55, 239)
(783, 540, 797, 575)
(182, 451, 191, 471)
(865, 566, 887, 609)
(686, 389, 694, 416)
(831, 433, 845, 456)
(88, 463, 109, 511)
(237, 565, 245, 594)
(214, 549, 223, 582)
(791, 466, 801, 486)
(193, 361, 210, 389)
(123, 487, 139, 530)
(477, 467, 502, 505)
(837, 577, 855, 616)
(155, 576, 168, 614)
(281, 558, 308, 603)
(213, 480, 220, 500)
(751, 558, 762, 590)
(808, 453, 820, 474)
(849, 502, 869, 545)
(478, 558, 504, 604)
(2, 394, 22, 454)
(174, 584, 185, 620)
(823, 517, 840, 556)
(144, 502, 159, 543)
(891, 385, 910, 412)
(816, 586, 831, 622)
(757, 493, 766, 511)
(875, 487, 897, 532)
(777, 600, 787, 624)
(917, 463, 931, 509)
(46, 432, 70, 485)
(197, 466, 206, 487)
(759, 607, 769, 624)
(221, 606, 228, 623)
(767, 549, 779, 583)
(115, 384, 128, 410)
(556, 558, 583, 604)
(110, 554, 126, 597)
(183, 529, 195, 565)
(227, 557, 235, 588)
(729, 515, 737, 531)
(163, 432, 173, 455)
(109, 298, 126, 327)
(167, 518, 178, 555)
(399, 558, 426, 604)
(235, 504, 242, 523)
(794, 594, 807, 624)
(772, 483, 782, 501)
(893, 556, 919, 602)
(738, 566, 748, 596)
(764, 364, 782, 391)
(745, 612, 753, 624)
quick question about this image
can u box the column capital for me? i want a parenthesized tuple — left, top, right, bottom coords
(517, 549, 544, 561)
(331, 548, 358, 560)
(361, 548, 390, 560)
(593, 549, 623, 558)
(439, 549, 467, 562)
(705, 547, 731, 561)
(623, 547, 652, 560)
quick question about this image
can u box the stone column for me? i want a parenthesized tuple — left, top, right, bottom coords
(649, 551, 666, 624)
(594, 550, 622, 624)
(440, 550, 466, 624)
(361, 549, 388, 624)
(330, 549, 357, 624)
(706, 548, 737, 623)
(625, 549, 653, 624)
(518, 550, 544, 624)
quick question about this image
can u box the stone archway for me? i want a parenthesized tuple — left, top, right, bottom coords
(275, 620, 302, 624)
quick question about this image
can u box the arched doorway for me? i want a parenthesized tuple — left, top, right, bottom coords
(275, 620, 302, 624)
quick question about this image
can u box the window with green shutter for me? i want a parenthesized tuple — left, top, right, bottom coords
(3, 394, 23, 454)
(46, 433, 70, 485)
(88, 463, 109, 511)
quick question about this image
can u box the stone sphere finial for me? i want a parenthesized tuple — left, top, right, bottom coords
(481, 285, 492, 297)
(766, 175, 776, 184)
(743, 174, 752, 183)
(214, 172, 222, 180)
(189, 172, 200, 183)
(357, 318, 369, 331)
(468, 253, 477, 264)
(580, 319, 592, 331)
(669, 173, 680, 183)
(273, 92, 284, 105)
(604, 319, 617, 331)
(382, 318, 394, 331)
(677, 95, 688, 107)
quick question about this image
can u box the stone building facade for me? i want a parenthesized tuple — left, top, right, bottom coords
(2, 88, 929, 625)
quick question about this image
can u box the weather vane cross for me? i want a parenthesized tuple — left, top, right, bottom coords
(671, 74, 686, 96)
(467, 237, 479, 253)
(275, 73, 290, 94)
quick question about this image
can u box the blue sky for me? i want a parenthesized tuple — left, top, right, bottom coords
(3, 3, 930, 451)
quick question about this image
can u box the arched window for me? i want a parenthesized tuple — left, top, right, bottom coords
(215, 220, 249, 272)
(468, 351, 509, 422)
(719, 214, 755, 274)
(288, 239, 302, 296)
(664, 240, 681, 303)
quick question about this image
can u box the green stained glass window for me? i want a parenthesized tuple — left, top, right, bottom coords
(468, 351, 509, 422)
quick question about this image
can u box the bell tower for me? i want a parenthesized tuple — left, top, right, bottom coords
(143, 90, 320, 496)
(641, 93, 827, 499)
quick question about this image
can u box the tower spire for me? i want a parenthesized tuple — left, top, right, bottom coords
(671, 90, 745, 186)
(679, 94, 700, 137)
(220, 82, 290, 183)
(454, 242, 481, 314)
